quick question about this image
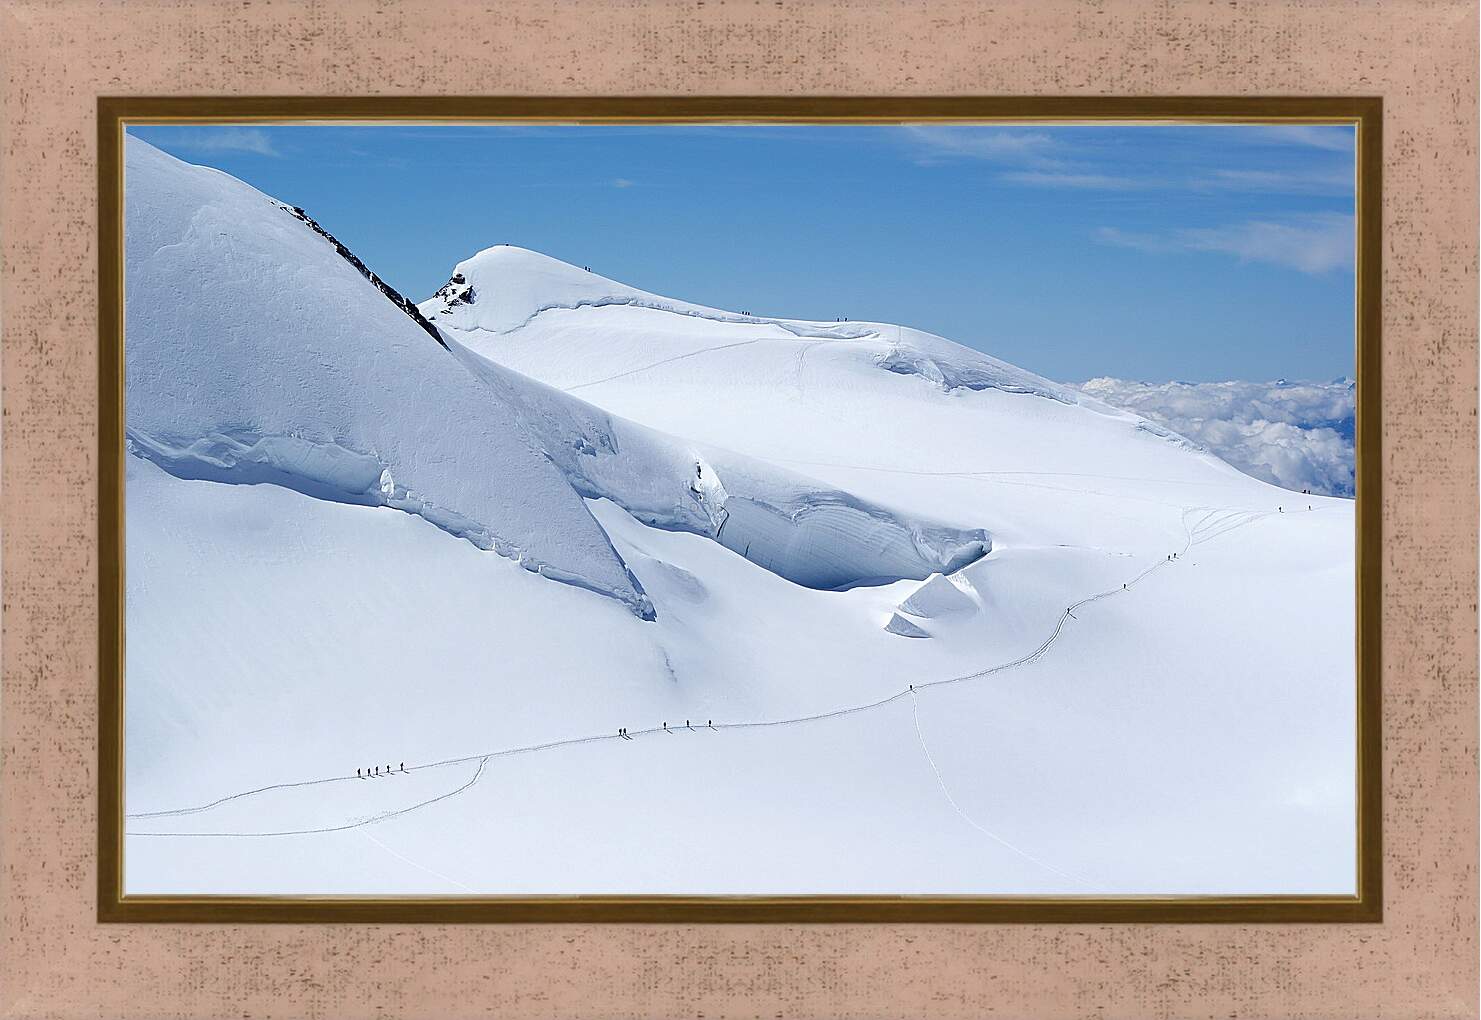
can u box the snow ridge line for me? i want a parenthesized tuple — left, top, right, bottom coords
(773, 457, 1238, 488)
(126, 506, 1276, 831)
(485, 295, 878, 340)
(278, 204, 448, 350)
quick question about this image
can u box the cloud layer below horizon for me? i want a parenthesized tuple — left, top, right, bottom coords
(1078, 377, 1356, 497)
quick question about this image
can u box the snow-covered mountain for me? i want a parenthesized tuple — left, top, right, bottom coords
(124, 139, 652, 617)
(123, 139, 1356, 897)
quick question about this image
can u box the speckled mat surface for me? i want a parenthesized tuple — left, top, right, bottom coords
(1, 2, 1476, 1017)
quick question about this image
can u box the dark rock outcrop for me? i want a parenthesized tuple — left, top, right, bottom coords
(279, 204, 447, 349)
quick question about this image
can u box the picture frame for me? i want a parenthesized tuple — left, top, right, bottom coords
(96, 95, 1384, 925)
(5, 2, 1476, 1016)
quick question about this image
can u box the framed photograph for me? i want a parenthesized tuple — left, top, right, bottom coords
(6, 0, 1479, 1013)
(98, 97, 1381, 922)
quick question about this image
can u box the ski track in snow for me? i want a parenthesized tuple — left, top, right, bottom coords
(133, 756, 490, 838)
(907, 689, 1102, 891)
(362, 828, 476, 894)
(794, 340, 824, 396)
(126, 503, 1297, 847)
(564, 338, 764, 392)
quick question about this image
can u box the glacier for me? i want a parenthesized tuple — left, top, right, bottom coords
(121, 139, 1357, 898)
(127, 137, 996, 612)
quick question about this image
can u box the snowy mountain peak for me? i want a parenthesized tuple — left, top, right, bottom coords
(427, 242, 1174, 440)
(419, 244, 749, 336)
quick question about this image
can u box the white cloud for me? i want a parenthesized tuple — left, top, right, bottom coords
(902, 125, 1354, 197)
(162, 127, 281, 158)
(1244, 125, 1356, 153)
(1095, 213, 1354, 274)
(1181, 214, 1354, 273)
(901, 125, 1060, 167)
(1077, 377, 1355, 496)
(613, 178, 635, 188)
(1001, 171, 1150, 190)
(1093, 227, 1178, 255)
(1203, 167, 1353, 194)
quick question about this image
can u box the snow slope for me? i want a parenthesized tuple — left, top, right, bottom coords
(123, 157, 1357, 896)
(125, 138, 651, 617)
(442, 338, 992, 592)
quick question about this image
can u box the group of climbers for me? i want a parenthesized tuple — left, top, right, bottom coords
(621, 720, 716, 739)
(358, 762, 405, 779)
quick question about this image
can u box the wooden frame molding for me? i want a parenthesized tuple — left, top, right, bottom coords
(97, 95, 1383, 924)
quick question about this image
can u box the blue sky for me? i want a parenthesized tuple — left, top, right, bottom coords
(128, 122, 1356, 383)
